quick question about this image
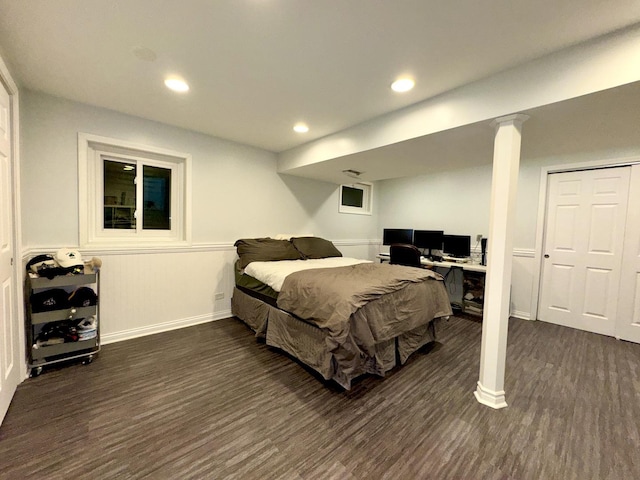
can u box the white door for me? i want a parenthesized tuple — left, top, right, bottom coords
(617, 164, 640, 343)
(0, 80, 19, 424)
(539, 167, 630, 336)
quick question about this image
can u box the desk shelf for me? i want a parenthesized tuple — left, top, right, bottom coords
(463, 271, 485, 316)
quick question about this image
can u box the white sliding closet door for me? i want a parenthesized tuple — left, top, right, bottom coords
(617, 164, 640, 343)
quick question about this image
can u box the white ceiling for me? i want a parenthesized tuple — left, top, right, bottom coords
(1, 0, 640, 153)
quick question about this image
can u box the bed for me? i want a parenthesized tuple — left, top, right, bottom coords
(231, 236, 453, 389)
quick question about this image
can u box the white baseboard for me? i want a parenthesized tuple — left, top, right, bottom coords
(510, 310, 531, 320)
(474, 381, 508, 409)
(101, 310, 232, 345)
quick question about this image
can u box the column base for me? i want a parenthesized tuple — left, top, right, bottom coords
(474, 381, 508, 409)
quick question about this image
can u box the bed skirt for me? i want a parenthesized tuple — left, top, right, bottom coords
(231, 287, 441, 389)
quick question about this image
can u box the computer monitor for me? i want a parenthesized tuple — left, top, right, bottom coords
(382, 228, 413, 246)
(443, 234, 471, 258)
(413, 230, 444, 260)
(413, 230, 444, 250)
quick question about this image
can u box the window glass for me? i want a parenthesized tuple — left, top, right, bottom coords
(143, 165, 171, 230)
(341, 186, 364, 208)
(103, 160, 136, 229)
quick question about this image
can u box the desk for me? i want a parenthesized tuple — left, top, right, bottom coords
(376, 254, 486, 272)
(419, 258, 487, 273)
(376, 254, 486, 316)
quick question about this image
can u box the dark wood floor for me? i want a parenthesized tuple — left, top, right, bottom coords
(1, 315, 639, 479)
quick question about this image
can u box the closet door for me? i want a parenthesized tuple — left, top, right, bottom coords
(617, 164, 640, 343)
(539, 167, 630, 336)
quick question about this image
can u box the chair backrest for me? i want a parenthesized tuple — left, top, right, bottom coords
(389, 243, 422, 267)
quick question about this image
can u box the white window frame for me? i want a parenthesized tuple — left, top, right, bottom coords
(78, 133, 191, 248)
(339, 182, 373, 215)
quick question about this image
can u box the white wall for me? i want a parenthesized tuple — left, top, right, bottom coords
(20, 91, 378, 341)
(377, 164, 493, 242)
(21, 91, 378, 245)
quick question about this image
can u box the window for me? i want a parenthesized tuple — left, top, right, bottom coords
(79, 134, 191, 247)
(339, 182, 372, 215)
(342, 186, 364, 208)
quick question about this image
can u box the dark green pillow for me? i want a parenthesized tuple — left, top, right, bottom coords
(291, 237, 342, 259)
(234, 238, 303, 269)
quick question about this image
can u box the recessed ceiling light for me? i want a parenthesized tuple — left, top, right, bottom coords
(164, 78, 189, 93)
(391, 77, 415, 93)
(293, 123, 309, 133)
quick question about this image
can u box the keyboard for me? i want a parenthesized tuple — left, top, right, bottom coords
(379, 253, 390, 257)
(441, 255, 469, 263)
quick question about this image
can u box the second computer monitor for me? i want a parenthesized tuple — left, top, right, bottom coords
(413, 230, 444, 250)
(443, 234, 471, 258)
(382, 228, 413, 245)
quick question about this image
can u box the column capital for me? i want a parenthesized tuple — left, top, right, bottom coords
(490, 113, 530, 129)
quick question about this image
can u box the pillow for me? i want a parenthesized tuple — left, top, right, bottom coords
(291, 236, 342, 259)
(234, 238, 303, 269)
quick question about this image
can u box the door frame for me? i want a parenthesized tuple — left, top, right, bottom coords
(531, 155, 640, 322)
(0, 55, 26, 383)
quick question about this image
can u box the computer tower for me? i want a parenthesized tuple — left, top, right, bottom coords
(481, 238, 487, 266)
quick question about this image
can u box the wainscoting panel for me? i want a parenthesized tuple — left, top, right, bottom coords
(97, 248, 237, 343)
(332, 240, 377, 260)
(511, 248, 536, 320)
(22, 242, 536, 346)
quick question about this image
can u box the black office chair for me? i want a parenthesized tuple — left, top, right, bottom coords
(389, 243, 423, 268)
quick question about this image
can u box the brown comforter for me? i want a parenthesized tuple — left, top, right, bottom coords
(276, 263, 452, 374)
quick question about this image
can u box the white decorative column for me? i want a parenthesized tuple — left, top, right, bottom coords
(474, 113, 528, 409)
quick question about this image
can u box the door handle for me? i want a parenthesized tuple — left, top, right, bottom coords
(544, 254, 550, 258)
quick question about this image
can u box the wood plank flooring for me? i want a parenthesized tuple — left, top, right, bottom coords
(1, 315, 639, 479)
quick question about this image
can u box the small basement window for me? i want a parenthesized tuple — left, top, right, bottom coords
(79, 133, 191, 247)
(339, 182, 372, 215)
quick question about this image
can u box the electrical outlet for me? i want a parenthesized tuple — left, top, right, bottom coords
(214, 292, 224, 300)
(476, 234, 483, 242)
